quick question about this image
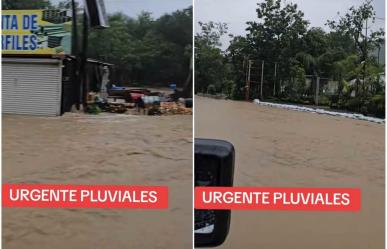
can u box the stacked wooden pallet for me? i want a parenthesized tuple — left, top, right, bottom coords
(159, 102, 192, 115)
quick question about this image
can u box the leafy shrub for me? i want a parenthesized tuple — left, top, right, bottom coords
(345, 98, 361, 112)
(367, 95, 385, 118)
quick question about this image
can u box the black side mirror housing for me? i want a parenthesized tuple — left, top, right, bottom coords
(195, 139, 235, 247)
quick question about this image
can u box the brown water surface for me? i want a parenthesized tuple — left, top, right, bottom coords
(195, 96, 384, 249)
(3, 113, 192, 249)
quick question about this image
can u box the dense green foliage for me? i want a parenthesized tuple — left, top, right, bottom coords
(195, 22, 231, 94)
(87, 7, 193, 87)
(196, 0, 385, 117)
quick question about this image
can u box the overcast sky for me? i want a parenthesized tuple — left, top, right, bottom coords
(104, 0, 192, 18)
(195, 0, 385, 49)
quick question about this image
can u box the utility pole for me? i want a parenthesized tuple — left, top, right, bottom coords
(260, 60, 264, 100)
(71, 0, 80, 110)
(81, 13, 89, 108)
(245, 60, 252, 101)
(273, 62, 277, 97)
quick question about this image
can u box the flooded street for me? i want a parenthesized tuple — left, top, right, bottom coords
(3, 113, 192, 249)
(195, 96, 384, 249)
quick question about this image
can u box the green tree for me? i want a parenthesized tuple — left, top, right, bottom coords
(195, 22, 230, 94)
(243, 0, 309, 98)
(327, 0, 384, 112)
(87, 7, 192, 87)
(227, 36, 251, 99)
(327, 0, 384, 63)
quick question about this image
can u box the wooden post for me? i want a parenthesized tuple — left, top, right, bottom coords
(260, 60, 264, 100)
(245, 60, 252, 101)
(273, 62, 277, 97)
(315, 76, 320, 105)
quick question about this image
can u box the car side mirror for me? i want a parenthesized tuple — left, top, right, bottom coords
(194, 139, 235, 247)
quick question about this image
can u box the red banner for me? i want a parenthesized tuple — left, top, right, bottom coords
(3, 184, 168, 209)
(195, 187, 361, 211)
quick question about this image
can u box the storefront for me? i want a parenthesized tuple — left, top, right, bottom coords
(2, 0, 108, 116)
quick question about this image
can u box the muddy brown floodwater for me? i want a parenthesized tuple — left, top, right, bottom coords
(195, 96, 384, 249)
(3, 113, 192, 249)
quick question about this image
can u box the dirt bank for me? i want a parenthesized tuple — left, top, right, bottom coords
(195, 96, 384, 249)
(3, 113, 192, 249)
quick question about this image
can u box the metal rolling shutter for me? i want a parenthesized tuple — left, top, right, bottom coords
(2, 58, 62, 116)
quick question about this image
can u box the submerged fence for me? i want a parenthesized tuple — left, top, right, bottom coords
(243, 59, 337, 106)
